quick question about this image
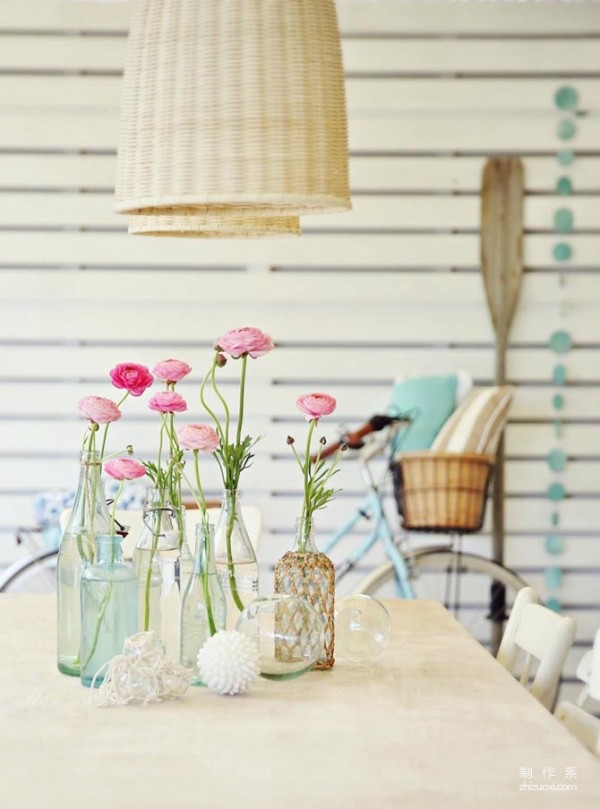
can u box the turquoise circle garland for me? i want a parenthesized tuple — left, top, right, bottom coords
(543, 85, 582, 610)
(555, 86, 579, 110)
(556, 176, 573, 195)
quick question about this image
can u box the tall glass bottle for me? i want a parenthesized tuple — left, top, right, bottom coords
(80, 533, 138, 688)
(213, 490, 259, 630)
(180, 522, 226, 684)
(274, 518, 335, 670)
(57, 449, 111, 676)
(175, 503, 193, 595)
(132, 488, 182, 659)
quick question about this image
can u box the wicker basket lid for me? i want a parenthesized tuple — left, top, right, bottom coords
(128, 212, 301, 238)
(115, 0, 350, 217)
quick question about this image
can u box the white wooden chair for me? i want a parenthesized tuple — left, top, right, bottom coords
(496, 586, 577, 710)
(555, 701, 600, 757)
(575, 627, 600, 707)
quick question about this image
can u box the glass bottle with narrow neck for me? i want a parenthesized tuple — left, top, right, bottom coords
(80, 533, 138, 688)
(57, 449, 111, 676)
(274, 517, 335, 670)
(133, 487, 182, 659)
(180, 522, 226, 684)
(174, 503, 193, 594)
(213, 489, 259, 630)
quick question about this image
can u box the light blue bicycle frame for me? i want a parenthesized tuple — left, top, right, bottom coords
(321, 485, 415, 598)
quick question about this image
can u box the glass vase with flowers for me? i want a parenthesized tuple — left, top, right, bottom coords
(134, 360, 192, 658)
(274, 393, 345, 670)
(200, 327, 274, 628)
(177, 423, 227, 684)
(57, 360, 153, 676)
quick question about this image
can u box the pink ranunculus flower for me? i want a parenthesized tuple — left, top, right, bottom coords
(109, 362, 154, 397)
(104, 457, 146, 481)
(296, 392, 337, 421)
(78, 395, 122, 425)
(152, 358, 192, 383)
(215, 327, 274, 359)
(148, 391, 188, 414)
(177, 424, 221, 453)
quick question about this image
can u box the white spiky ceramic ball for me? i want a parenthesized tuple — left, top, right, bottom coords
(197, 630, 260, 695)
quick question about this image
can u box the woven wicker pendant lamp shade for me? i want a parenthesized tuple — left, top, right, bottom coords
(128, 213, 301, 238)
(115, 0, 351, 225)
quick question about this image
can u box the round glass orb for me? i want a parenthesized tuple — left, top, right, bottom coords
(236, 595, 324, 680)
(335, 595, 392, 663)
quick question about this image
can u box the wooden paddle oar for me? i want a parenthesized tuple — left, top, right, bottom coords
(480, 156, 524, 648)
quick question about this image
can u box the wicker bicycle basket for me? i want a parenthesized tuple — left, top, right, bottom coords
(392, 452, 495, 534)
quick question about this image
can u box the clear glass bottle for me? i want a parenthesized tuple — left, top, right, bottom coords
(180, 522, 226, 684)
(132, 488, 182, 659)
(274, 518, 335, 670)
(214, 490, 259, 630)
(175, 503, 193, 595)
(80, 533, 138, 688)
(57, 449, 111, 676)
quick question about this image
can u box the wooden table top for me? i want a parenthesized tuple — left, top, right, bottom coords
(0, 595, 598, 808)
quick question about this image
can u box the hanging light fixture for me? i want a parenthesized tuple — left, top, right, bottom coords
(128, 212, 301, 238)
(115, 0, 351, 236)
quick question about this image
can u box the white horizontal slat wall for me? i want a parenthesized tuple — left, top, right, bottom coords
(1, 1, 600, 690)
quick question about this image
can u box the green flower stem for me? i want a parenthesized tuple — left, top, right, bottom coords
(235, 354, 248, 448)
(82, 579, 113, 671)
(211, 358, 231, 450)
(201, 525, 217, 636)
(300, 419, 317, 549)
(99, 392, 129, 462)
(200, 359, 226, 446)
(143, 488, 164, 631)
(224, 497, 245, 612)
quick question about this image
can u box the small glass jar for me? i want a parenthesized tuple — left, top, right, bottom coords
(80, 533, 138, 688)
(180, 522, 226, 684)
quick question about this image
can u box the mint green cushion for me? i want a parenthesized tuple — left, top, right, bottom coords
(388, 375, 458, 452)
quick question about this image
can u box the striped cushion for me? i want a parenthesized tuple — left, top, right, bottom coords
(431, 386, 514, 455)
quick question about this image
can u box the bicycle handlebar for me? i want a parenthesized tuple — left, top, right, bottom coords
(311, 414, 411, 461)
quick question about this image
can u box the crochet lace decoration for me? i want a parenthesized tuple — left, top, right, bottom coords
(197, 630, 260, 695)
(91, 631, 190, 707)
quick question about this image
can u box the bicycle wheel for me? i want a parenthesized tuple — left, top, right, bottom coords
(0, 550, 58, 593)
(357, 549, 527, 647)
